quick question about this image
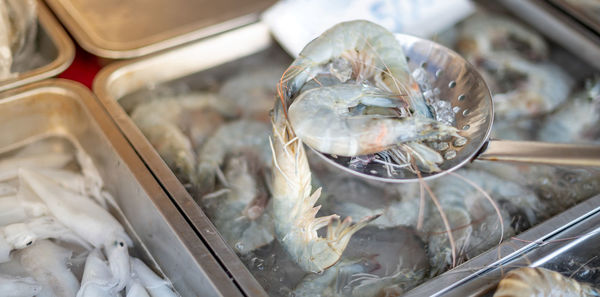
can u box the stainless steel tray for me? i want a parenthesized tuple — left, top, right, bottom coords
(0, 1, 74, 92)
(0, 79, 243, 297)
(404, 194, 600, 296)
(94, 22, 275, 297)
(45, 0, 275, 59)
(499, 0, 600, 70)
(93, 19, 600, 297)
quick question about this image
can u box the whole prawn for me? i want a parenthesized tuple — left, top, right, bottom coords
(279, 20, 430, 118)
(270, 104, 377, 273)
(493, 267, 600, 297)
(279, 20, 462, 174)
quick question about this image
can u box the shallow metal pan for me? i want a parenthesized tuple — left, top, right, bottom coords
(45, 0, 275, 59)
(93, 17, 600, 297)
(94, 22, 275, 296)
(0, 79, 242, 297)
(0, 1, 74, 92)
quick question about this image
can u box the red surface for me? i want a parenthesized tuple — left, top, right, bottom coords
(58, 46, 102, 89)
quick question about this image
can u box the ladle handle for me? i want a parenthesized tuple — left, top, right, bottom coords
(477, 139, 600, 167)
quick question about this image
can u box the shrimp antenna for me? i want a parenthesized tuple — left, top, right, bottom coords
(416, 168, 457, 268)
(449, 171, 505, 249)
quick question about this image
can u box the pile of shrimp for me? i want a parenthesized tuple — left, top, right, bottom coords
(0, 134, 177, 297)
(0, 0, 37, 80)
(124, 10, 600, 297)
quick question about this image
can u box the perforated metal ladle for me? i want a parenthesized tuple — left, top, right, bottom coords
(310, 34, 600, 183)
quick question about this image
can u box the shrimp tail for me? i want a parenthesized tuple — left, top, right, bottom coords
(271, 103, 374, 272)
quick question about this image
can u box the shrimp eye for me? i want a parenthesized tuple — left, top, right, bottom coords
(26, 241, 33, 246)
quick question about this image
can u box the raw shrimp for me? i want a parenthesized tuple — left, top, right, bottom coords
(426, 169, 541, 275)
(314, 167, 422, 228)
(132, 105, 198, 186)
(19, 169, 133, 291)
(131, 93, 237, 186)
(0, 216, 92, 262)
(538, 78, 600, 143)
(76, 249, 118, 297)
(457, 13, 548, 61)
(17, 239, 80, 297)
(130, 257, 178, 297)
(270, 104, 377, 273)
(197, 119, 271, 192)
(219, 65, 287, 121)
(279, 20, 430, 118)
(0, 274, 41, 297)
(287, 84, 460, 156)
(202, 150, 274, 254)
(293, 226, 428, 296)
(476, 54, 574, 119)
(493, 267, 600, 297)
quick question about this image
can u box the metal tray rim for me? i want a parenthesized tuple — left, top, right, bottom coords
(0, 1, 75, 92)
(44, 0, 272, 59)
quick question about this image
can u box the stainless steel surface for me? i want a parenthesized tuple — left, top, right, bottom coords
(404, 194, 600, 297)
(0, 1, 74, 92)
(479, 139, 600, 167)
(499, 0, 600, 70)
(550, 0, 600, 34)
(45, 0, 275, 58)
(0, 79, 242, 297)
(94, 22, 274, 297)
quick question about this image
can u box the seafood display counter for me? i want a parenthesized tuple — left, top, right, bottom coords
(0, 0, 74, 92)
(0, 79, 243, 296)
(93, 2, 600, 297)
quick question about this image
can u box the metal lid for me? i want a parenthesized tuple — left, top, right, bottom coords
(45, 0, 276, 59)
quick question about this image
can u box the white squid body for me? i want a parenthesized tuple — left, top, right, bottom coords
(130, 257, 178, 297)
(0, 151, 73, 182)
(0, 216, 92, 263)
(0, 195, 27, 226)
(19, 169, 133, 292)
(0, 274, 41, 297)
(16, 239, 80, 297)
(126, 280, 150, 297)
(76, 249, 118, 297)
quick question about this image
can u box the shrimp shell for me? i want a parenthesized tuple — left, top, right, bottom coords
(271, 104, 377, 272)
(493, 267, 599, 297)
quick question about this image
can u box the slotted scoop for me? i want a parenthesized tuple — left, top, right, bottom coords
(309, 33, 600, 183)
